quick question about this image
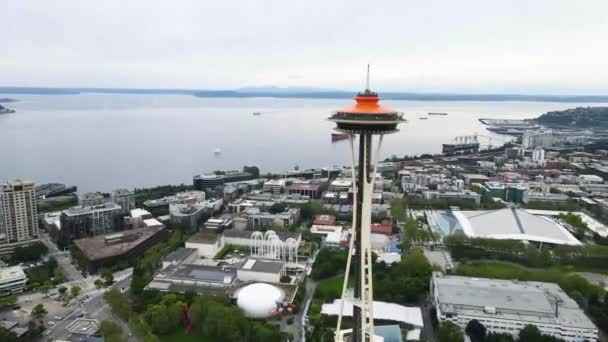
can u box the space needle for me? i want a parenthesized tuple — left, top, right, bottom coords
(329, 66, 405, 342)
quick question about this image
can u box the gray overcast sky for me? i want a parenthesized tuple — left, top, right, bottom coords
(2, 0, 607, 94)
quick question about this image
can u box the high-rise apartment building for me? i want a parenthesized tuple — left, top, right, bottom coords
(111, 188, 135, 216)
(0, 180, 40, 256)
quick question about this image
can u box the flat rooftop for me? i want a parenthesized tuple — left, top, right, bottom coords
(0, 266, 25, 282)
(73, 225, 166, 261)
(432, 273, 597, 330)
(163, 247, 197, 264)
(239, 259, 284, 274)
(156, 264, 236, 284)
(187, 231, 219, 245)
(63, 202, 121, 216)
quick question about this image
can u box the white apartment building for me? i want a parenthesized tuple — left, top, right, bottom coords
(523, 129, 554, 149)
(111, 188, 135, 216)
(0, 266, 27, 296)
(0, 180, 40, 256)
(431, 273, 598, 342)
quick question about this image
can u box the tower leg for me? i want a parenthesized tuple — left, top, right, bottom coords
(335, 132, 383, 342)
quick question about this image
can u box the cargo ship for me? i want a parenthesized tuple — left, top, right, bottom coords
(442, 142, 480, 154)
(428, 112, 448, 116)
(442, 135, 480, 154)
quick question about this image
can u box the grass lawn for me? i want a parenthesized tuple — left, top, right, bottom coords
(316, 276, 345, 300)
(456, 261, 566, 283)
(159, 331, 214, 342)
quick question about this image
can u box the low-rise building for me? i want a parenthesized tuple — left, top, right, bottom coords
(313, 214, 337, 226)
(78, 192, 106, 207)
(72, 224, 169, 273)
(185, 232, 224, 259)
(246, 208, 300, 230)
(0, 266, 26, 296)
(430, 273, 598, 341)
(143, 191, 206, 216)
(170, 203, 207, 232)
(147, 264, 237, 293)
(287, 183, 321, 199)
(237, 259, 284, 283)
(263, 179, 287, 194)
(203, 217, 232, 232)
(329, 179, 352, 192)
(310, 225, 342, 235)
(128, 208, 153, 228)
(526, 192, 570, 203)
(194, 171, 255, 192)
(422, 190, 481, 205)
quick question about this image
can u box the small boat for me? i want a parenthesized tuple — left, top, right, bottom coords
(428, 112, 448, 116)
(213, 148, 222, 155)
(253, 112, 262, 116)
(419, 117, 428, 120)
(331, 133, 349, 142)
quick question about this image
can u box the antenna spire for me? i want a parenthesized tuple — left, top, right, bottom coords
(366, 64, 371, 92)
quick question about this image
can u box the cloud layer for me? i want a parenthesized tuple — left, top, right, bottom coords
(2, 0, 607, 94)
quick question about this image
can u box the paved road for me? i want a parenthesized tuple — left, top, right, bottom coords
(421, 302, 437, 342)
(43, 269, 135, 341)
(40, 233, 84, 282)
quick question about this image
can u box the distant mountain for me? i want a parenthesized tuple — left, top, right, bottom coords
(195, 90, 608, 103)
(0, 87, 79, 95)
(536, 107, 608, 127)
(236, 86, 337, 93)
(1, 86, 608, 103)
(0, 98, 18, 103)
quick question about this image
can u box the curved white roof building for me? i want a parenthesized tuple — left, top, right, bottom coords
(236, 283, 284, 318)
(442, 208, 581, 246)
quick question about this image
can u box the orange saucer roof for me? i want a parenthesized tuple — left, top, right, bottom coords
(336, 93, 398, 115)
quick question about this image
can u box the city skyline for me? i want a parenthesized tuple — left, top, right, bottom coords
(3, 0, 608, 94)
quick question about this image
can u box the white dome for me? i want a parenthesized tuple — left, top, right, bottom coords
(236, 283, 285, 318)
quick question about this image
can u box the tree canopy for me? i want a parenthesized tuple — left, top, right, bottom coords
(466, 319, 487, 342)
(31, 304, 47, 318)
(438, 321, 464, 342)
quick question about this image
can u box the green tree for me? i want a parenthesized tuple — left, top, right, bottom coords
(404, 216, 419, 244)
(58, 286, 68, 295)
(0, 295, 17, 309)
(390, 198, 405, 221)
(102, 268, 115, 285)
(465, 319, 486, 342)
(268, 202, 288, 214)
(437, 321, 464, 342)
(31, 303, 48, 318)
(41, 281, 51, 295)
(143, 305, 171, 334)
(518, 324, 543, 342)
(104, 288, 132, 321)
(70, 285, 81, 298)
(100, 320, 124, 342)
(485, 332, 514, 342)
(243, 165, 260, 178)
(0, 327, 18, 342)
(11, 242, 48, 263)
(53, 267, 66, 283)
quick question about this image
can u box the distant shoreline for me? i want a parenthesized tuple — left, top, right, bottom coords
(1, 86, 608, 103)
